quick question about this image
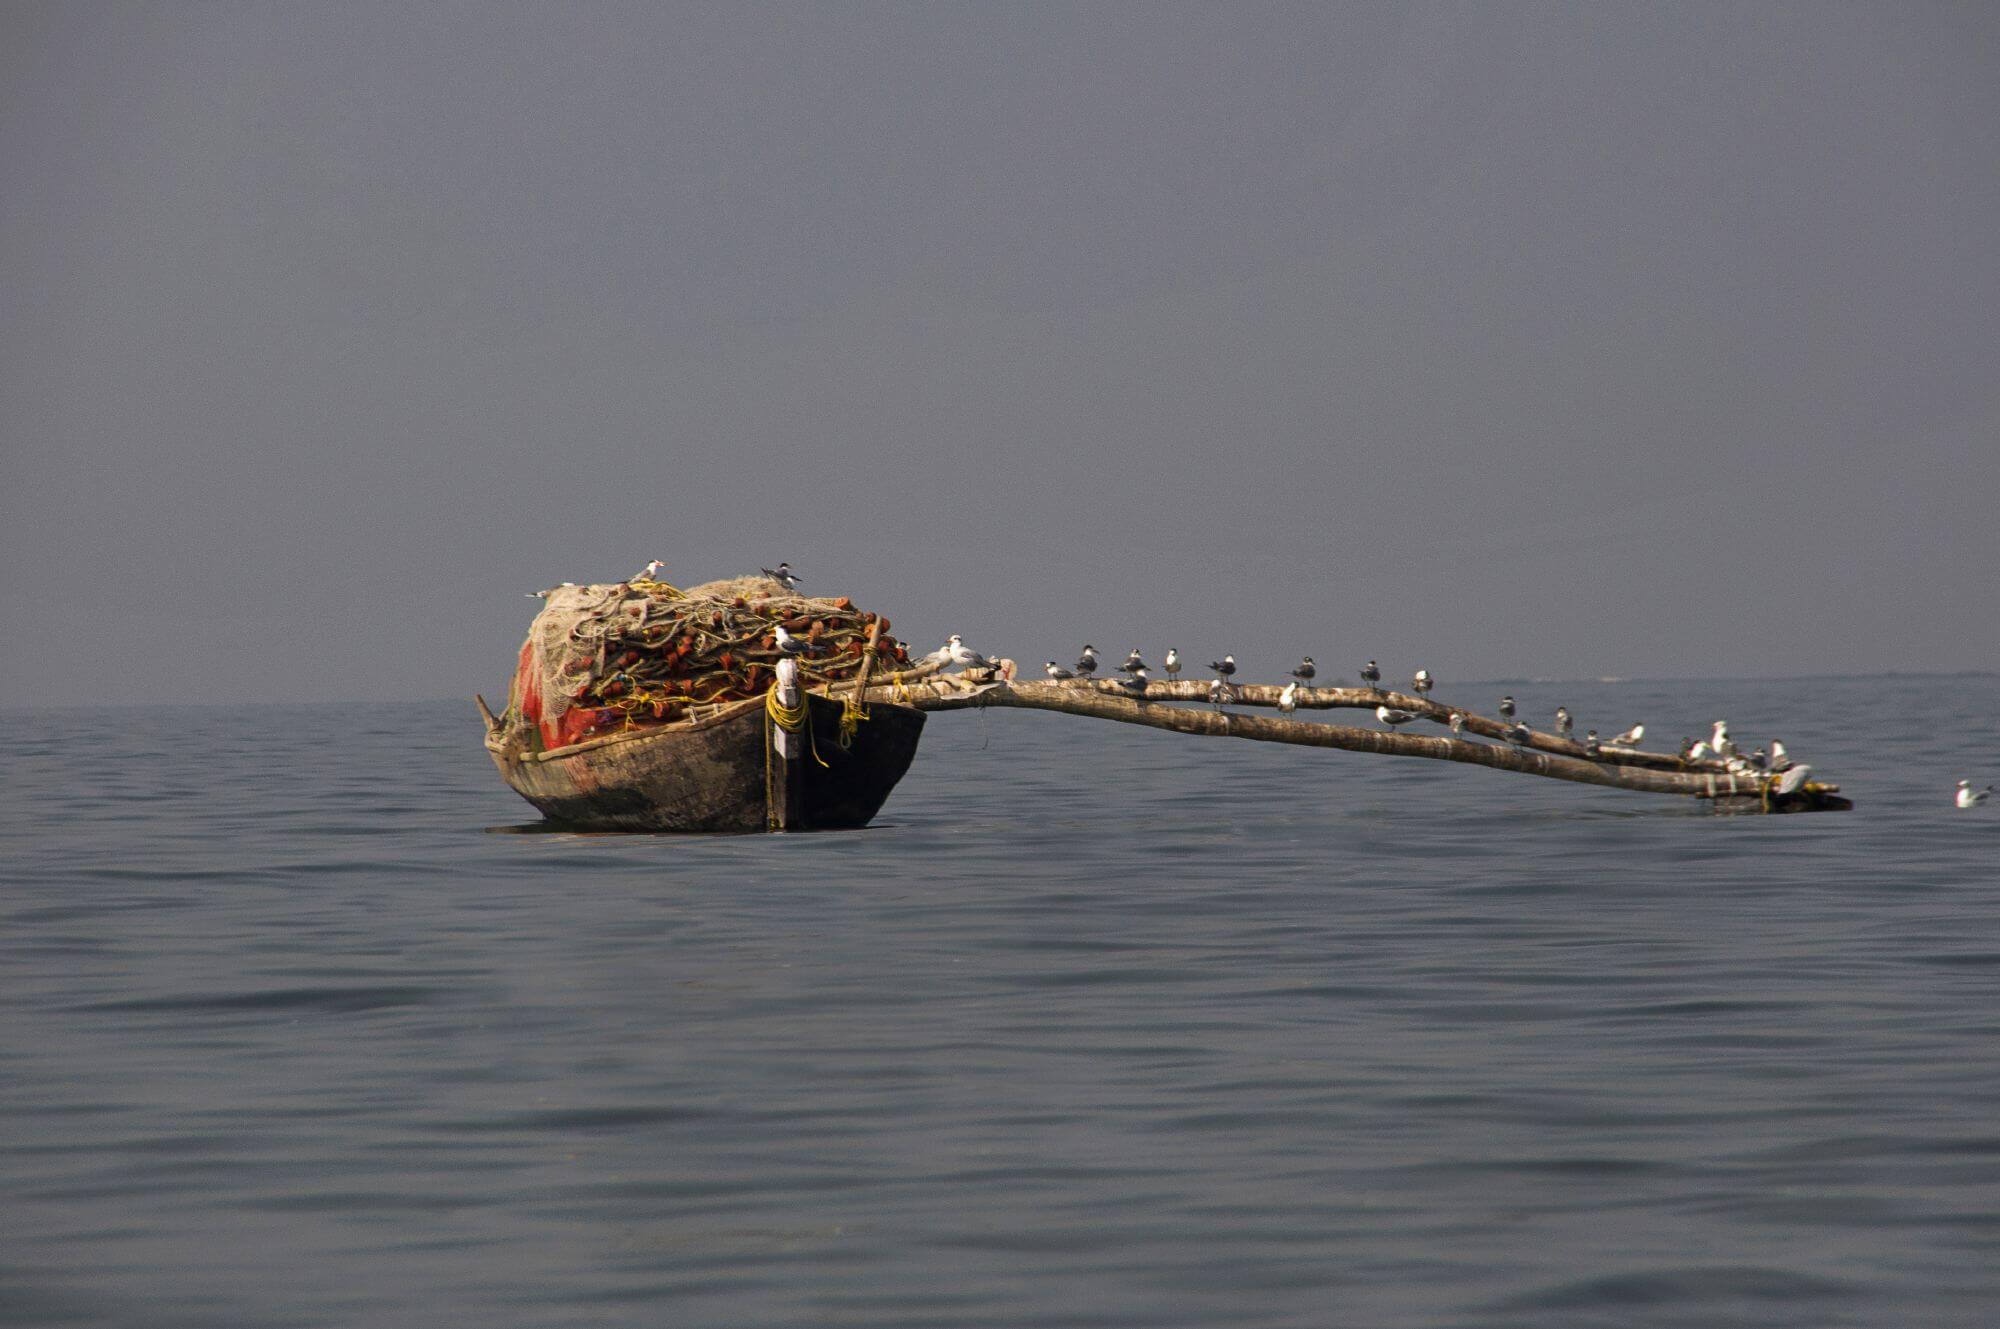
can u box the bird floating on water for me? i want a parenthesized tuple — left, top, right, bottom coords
(1376, 705, 1419, 727)
(1361, 660, 1381, 690)
(1044, 661, 1074, 681)
(1211, 654, 1237, 680)
(1499, 695, 1517, 720)
(1413, 668, 1433, 698)
(1292, 657, 1316, 685)
(1610, 724, 1644, 747)
(1957, 780, 1993, 809)
(761, 562, 801, 590)
(1164, 648, 1181, 680)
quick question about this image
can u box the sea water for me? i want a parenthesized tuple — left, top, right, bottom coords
(3, 675, 1997, 1327)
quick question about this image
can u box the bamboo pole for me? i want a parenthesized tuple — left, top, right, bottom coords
(856, 675, 1842, 808)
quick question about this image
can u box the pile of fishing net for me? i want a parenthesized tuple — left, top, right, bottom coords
(506, 573, 911, 750)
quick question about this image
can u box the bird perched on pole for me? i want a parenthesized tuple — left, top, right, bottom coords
(1448, 712, 1466, 737)
(1118, 650, 1148, 677)
(1554, 706, 1574, 739)
(1116, 667, 1150, 697)
(1610, 724, 1645, 747)
(773, 625, 819, 656)
(945, 635, 993, 671)
(1506, 721, 1533, 745)
(1211, 654, 1238, 681)
(761, 562, 802, 590)
(1164, 648, 1181, 680)
(1278, 681, 1299, 714)
(1376, 705, 1419, 726)
(1499, 695, 1517, 720)
(1075, 645, 1099, 679)
(1044, 661, 1074, 681)
(1292, 657, 1316, 686)
(1360, 660, 1382, 690)
(1413, 668, 1433, 699)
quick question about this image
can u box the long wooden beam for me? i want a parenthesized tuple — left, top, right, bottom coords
(853, 674, 1843, 809)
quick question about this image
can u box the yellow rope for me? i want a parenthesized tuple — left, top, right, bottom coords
(765, 683, 832, 768)
(628, 575, 686, 598)
(838, 694, 869, 748)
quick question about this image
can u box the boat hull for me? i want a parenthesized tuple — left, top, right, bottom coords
(488, 695, 926, 832)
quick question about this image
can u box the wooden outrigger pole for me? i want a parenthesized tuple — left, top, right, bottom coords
(847, 671, 1850, 813)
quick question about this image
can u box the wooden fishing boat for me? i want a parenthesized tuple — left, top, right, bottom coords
(479, 691, 926, 832)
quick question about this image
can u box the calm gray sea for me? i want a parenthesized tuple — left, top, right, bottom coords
(4, 675, 1998, 1328)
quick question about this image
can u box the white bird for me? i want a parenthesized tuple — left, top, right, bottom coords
(773, 625, 816, 656)
(918, 643, 953, 668)
(761, 562, 802, 590)
(1710, 720, 1736, 760)
(945, 634, 992, 670)
(1292, 657, 1316, 685)
(1076, 645, 1099, 678)
(1769, 741, 1793, 772)
(1448, 711, 1466, 737)
(1413, 668, 1433, 698)
(1610, 724, 1645, 747)
(1045, 661, 1074, 680)
(1499, 695, 1517, 719)
(1376, 705, 1419, 726)
(1117, 667, 1150, 696)
(525, 582, 578, 599)
(1688, 741, 1712, 761)
(1207, 678, 1235, 708)
(1164, 648, 1181, 680)
(1957, 780, 1993, 809)
(1211, 654, 1238, 680)
(1506, 721, 1533, 745)
(1584, 729, 1601, 756)
(1118, 652, 1149, 677)
(1360, 660, 1381, 690)
(1775, 765, 1813, 798)
(1554, 706, 1574, 738)
(631, 559, 666, 582)
(1278, 681, 1299, 714)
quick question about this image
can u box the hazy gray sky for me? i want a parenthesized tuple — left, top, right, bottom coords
(4, 2, 1995, 708)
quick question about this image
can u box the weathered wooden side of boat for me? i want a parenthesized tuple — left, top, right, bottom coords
(485, 695, 926, 832)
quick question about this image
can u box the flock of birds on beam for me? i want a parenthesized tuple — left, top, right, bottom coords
(990, 641, 2000, 807)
